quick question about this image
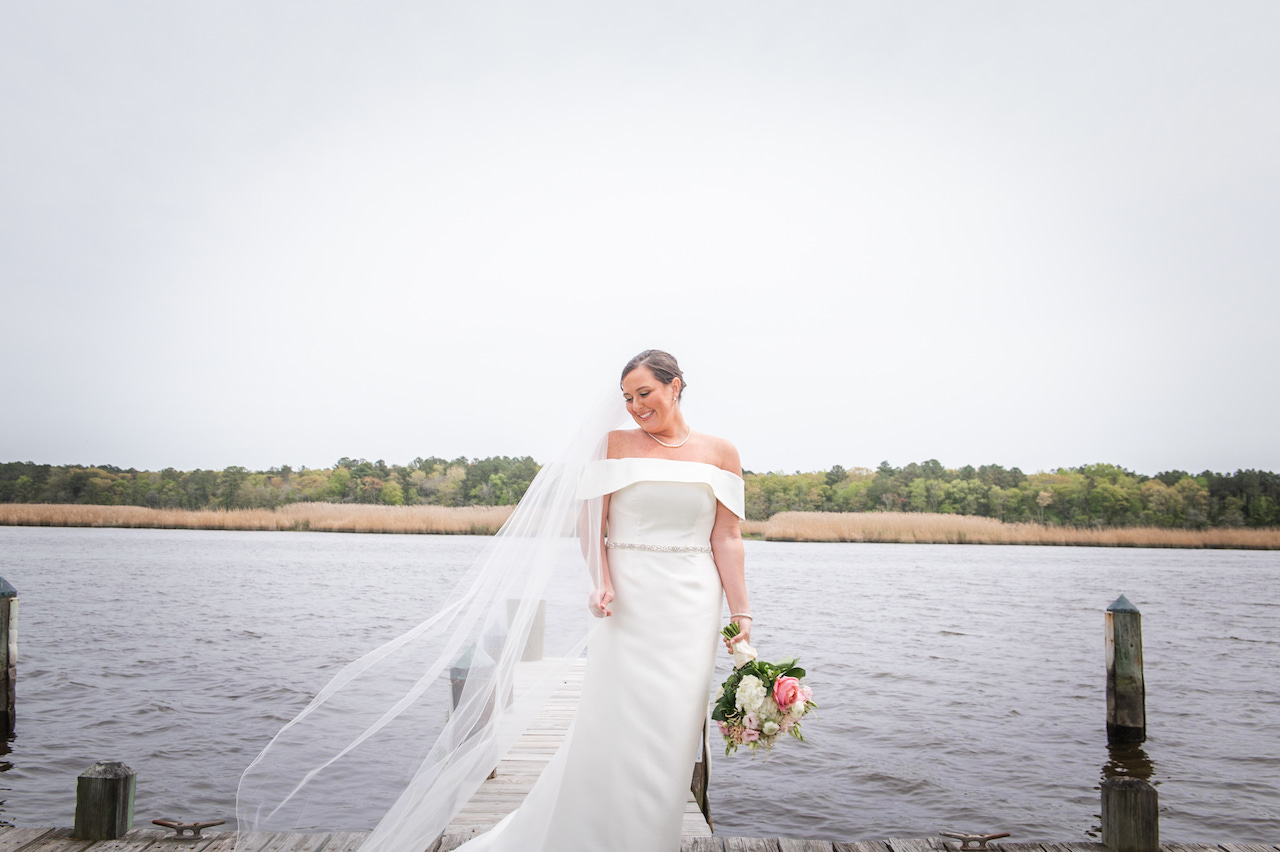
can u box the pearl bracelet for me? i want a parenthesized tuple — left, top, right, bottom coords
(730, 613, 753, 620)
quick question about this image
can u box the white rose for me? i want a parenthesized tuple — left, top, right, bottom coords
(713, 684, 724, 702)
(762, 720, 780, 736)
(735, 675, 766, 714)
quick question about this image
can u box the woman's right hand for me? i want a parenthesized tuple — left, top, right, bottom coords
(589, 584, 614, 618)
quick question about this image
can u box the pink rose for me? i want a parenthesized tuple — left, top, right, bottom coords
(742, 729, 760, 742)
(773, 676, 802, 711)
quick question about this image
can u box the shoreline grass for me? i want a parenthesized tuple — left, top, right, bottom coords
(0, 502, 515, 535)
(4, 504, 1278, 549)
(740, 511, 1280, 549)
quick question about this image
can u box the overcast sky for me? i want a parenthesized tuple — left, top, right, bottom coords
(3, 2, 1277, 477)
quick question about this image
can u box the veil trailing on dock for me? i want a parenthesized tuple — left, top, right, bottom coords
(236, 391, 630, 852)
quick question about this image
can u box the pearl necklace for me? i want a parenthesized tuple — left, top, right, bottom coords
(647, 426, 692, 448)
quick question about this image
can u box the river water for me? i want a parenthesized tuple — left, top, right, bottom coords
(0, 527, 1276, 842)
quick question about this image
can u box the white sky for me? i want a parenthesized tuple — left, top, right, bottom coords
(2, 2, 1278, 476)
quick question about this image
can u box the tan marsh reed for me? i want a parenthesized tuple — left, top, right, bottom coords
(741, 511, 1280, 549)
(0, 502, 515, 535)
(6, 504, 1277, 549)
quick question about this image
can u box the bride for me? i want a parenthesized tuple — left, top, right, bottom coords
(236, 350, 752, 852)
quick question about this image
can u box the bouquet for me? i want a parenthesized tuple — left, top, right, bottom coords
(710, 622, 816, 755)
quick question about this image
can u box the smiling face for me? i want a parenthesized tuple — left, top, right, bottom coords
(621, 365, 682, 434)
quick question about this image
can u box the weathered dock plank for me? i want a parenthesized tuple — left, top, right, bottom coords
(888, 838, 945, 852)
(220, 832, 283, 852)
(0, 829, 55, 852)
(316, 834, 368, 852)
(80, 830, 165, 852)
(1040, 843, 1108, 852)
(725, 838, 782, 852)
(12, 828, 93, 852)
(834, 842, 891, 852)
(258, 831, 333, 852)
(779, 839, 837, 852)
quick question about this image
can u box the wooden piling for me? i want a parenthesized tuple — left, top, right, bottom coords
(1105, 594, 1145, 744)
(1101, 776, 1158, 852)
(73, 761, 136, 840)
(0, 577, 17, 733)
(690, 717, 712, 828)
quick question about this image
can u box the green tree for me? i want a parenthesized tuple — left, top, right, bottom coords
(326, 467, 352, 501)
(216, 466, 250, 509)
(380, 480, 405, 505)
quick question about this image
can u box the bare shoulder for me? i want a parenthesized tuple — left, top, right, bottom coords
(607, 429, 642, 459)
(697, 433, 742, 476)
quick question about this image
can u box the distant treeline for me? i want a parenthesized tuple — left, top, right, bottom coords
(745, 461, 1280, 528)
(0, 457, 540, 510)
(2, 457, 1278, 530)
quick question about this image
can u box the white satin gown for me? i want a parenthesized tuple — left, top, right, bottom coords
(456, 457, 746, 852)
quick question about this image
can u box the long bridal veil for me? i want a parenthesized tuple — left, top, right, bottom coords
(236, 391, 629, 852)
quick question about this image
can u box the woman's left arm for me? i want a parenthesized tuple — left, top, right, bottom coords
(710, 502, 750, 648)
(710, 441, 750, 650)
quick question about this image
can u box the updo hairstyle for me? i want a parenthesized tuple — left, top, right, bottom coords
(620, 350, 686, 401)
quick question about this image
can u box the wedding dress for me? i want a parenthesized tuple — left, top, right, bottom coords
(236, 390, 746, 852)
(457, 457, 746, 852)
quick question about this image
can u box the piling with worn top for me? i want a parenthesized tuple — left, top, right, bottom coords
(0, 577, 17, 732)
(1105, 594, 1146, 744)
(74, 761, 136, 840)
(1101, 776, 1159, 852)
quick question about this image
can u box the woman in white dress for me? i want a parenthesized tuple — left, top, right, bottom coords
(236, 350, 751, 852)
(457, 350, 753, 851)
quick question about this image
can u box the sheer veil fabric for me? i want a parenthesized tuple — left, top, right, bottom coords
(235, 391, 631, 852)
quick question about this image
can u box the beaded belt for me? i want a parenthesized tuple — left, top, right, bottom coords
(606, 540, 712, 554)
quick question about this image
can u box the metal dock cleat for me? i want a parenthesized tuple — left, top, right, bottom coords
(940, 831, 1012, 850)
(152, 819, 227, 838)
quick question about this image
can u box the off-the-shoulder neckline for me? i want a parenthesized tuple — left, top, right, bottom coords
(598, 456, 744, 483)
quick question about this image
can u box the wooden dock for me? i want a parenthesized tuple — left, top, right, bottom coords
(2, 827, 1274, 852)
(445, 658, 711, 842)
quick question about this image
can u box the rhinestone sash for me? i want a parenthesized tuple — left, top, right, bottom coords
(606, 540, 712, 554)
